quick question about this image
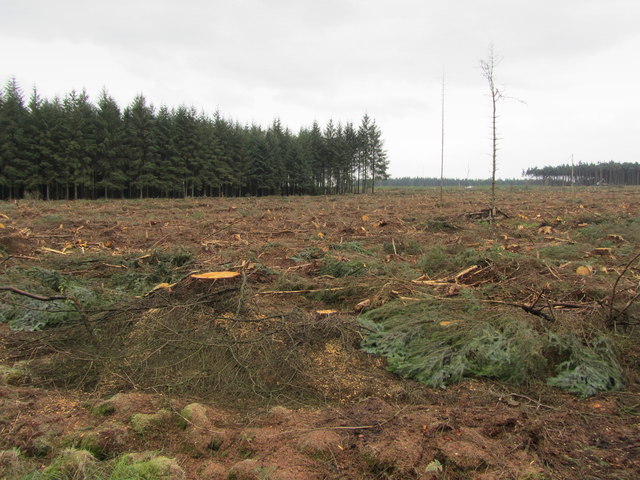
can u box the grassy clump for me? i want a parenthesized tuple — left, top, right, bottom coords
(574, 217, 640, 243)
(423, 219, 461, 232)
(382, 240, 423, 255)
(291, 247, 325, 262)
(109, 453, 184, 480)
(0, 449, 38, 480)
(271, 273, 315, 292)
(63, 433, 107, 461)
(538, 244, 585, 263)
(0, 364, 29, 385)
(18, 450, 183, 480)
(92, 401, 116, 417)
(39, 448, 99, 479)
(330, 241, 374, 256)
(130, 409, 174, 435)
(319, 257, 367, 278)
(360, 299, 623, 397)
(418, 246, 482, 277)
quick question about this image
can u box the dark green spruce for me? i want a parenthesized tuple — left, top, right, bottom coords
(0, 78, 389, 199)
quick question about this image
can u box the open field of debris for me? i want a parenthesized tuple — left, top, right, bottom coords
(1, 187, 639, 479)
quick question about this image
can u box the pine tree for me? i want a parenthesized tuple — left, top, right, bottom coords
(95, 89, 127, 199)
(264, 119, 286, 195)
(323, 119, 339, 194)
(366, 118, 389, 193)
(123, 95, 157, 198)
(342, 122, 359, 193)
(196, 114, 223, 196)
(0, 78, 29, 198)
(154, 105, 181, 197)
(24, 88, 46, 197)
(307, 121, 324, 193)
(63, 89, 97, 199)
(0, 78, 390, 199)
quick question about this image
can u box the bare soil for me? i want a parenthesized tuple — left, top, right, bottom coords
(1, 187, 639, 479)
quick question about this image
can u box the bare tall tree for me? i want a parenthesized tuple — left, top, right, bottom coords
(439, 71, 445, 204)
(480, 45, 502, 217)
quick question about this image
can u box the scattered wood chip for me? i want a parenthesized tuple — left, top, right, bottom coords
(439, 320, 464, 327)
(354, 298, 371, 312)
(506, 397, 520, 407)
(145, 282, 177, 296)
(607, 234, 625, 243)
(575, 265, 593, 276)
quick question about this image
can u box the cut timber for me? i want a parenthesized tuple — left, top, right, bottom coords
(354, 298, 372, 312)
(256, 287, 347, 295)
(191, 271, 240, 280)
(454, 265, 480, 281)
(575, 266, 593, 276)
(412, 265, 482, 286)
(145, 282, 177, 296)
(40, 247, 69, 255)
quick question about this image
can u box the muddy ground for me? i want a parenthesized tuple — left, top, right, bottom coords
(1, 187, 639, 479)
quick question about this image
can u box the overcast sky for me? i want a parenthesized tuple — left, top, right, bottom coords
(1, 0, 639, 179)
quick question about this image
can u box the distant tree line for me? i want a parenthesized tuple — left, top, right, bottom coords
(0, 78, 388, 200)
(525, 161, 640, 186)
(378, 177, 533, 187)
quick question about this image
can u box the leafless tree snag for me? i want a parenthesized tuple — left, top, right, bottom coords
(480, 45, 502, 218)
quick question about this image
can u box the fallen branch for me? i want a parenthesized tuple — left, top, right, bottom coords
(484, 296, 595, 320)
(256, 287, 347, 295)
(149, 233, 171, 248)
(0, 286, 97, 342)
(39, 247, 68, 255)
(509, 393, 558, 410)
(464, 208, 509, 220)
(543, 236, 576, 244)
(608, 250, 640, 329)
(413, 265, 485, 287)
(201, 219, 243, 242)
(483, 299, 555, 322)
(0, 286, 67, 302)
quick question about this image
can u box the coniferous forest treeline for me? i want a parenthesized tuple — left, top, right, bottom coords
(378, 177, 531, 187)
(524, 162, 640, 186)
(380, 161, 640, 188)
(0, 78, 388, 200)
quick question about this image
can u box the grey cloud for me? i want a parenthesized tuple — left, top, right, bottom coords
(2, 0, 639, 178)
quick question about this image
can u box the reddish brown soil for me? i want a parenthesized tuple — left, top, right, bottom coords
(1, 187, 640, 479)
